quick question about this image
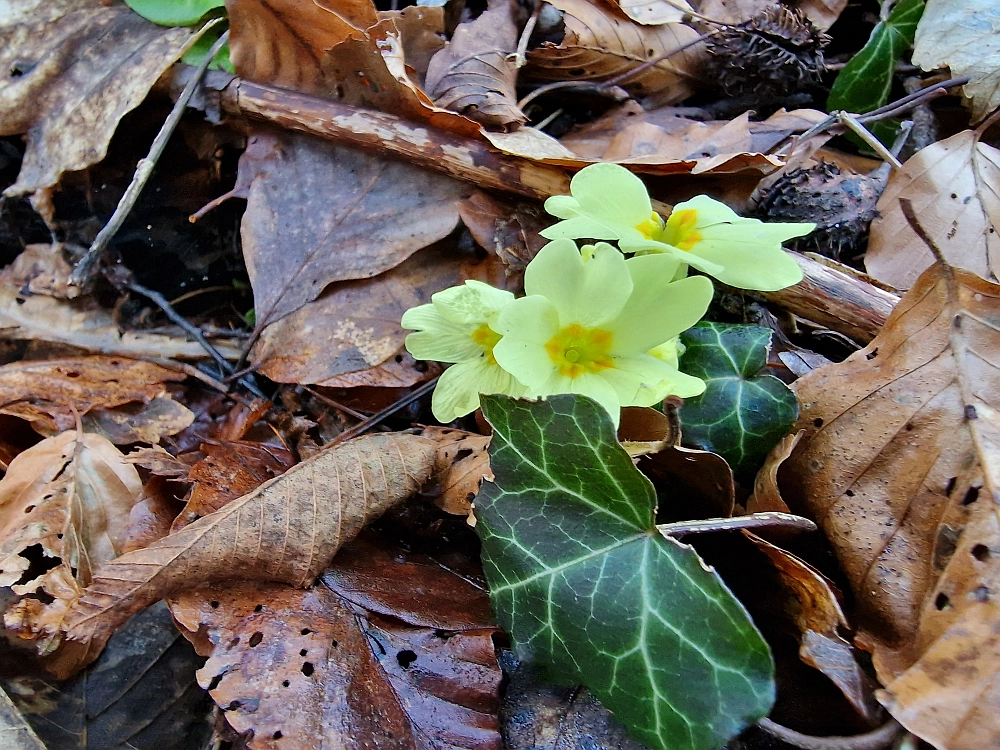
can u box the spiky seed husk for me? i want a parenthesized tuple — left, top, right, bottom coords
(705, 6, 830, 98)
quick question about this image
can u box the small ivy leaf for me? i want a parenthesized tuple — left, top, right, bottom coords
(125, 0, 226, 27)
(678, 323, 799, 484)
(827, 0, 925, 115)
(475, 394, 775, 750)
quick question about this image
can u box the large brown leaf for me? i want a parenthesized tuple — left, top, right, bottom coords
(424, 3, 525, 129)
(0, 431, 142, 652)
(0, 0, 192, 202)
(781, 262, 1000, 747)
(866, 128, 1000, 290)
(170, 534, 501, 750)
(526, 0, 703, 102)
(60, 432, 438, 665)
(240, 128, 469, 330)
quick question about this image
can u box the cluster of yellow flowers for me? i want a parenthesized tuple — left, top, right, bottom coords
(402, 163, 813, 426)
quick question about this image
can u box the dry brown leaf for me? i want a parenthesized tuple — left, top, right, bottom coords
(81, 396, 195, 445)
(60, 432, 439, 668)
(780, 262, 1000, 747)
(866, 128, 1000, 290)
(0, 0, 191, 203)
(746, 430, 802, 514)
(170, 535, 501, 750)
(0, 683, 46, 750)
(120, 481, 179, 555)
(171, 441, 295, 531)
(609, 0, 691, 26)
(251, 242, 506, 387)
(226, 0, 377, 96)
(793, 0, 849, 29)
(424, 3, 525, 129)
(381, 5, 447, 84)
(0, 431, 141, 652)
(526, 0, 703, 102)
(638, 445, 735, 520)
(124, 446, 191, 478)
(0, 356, 188, 434)
(0, 247, 242, 362)
(239, 128, 470, 331)
(745, 532, 880, 720)
(457, 190, 548, 288)
(421, 427, 492, 517)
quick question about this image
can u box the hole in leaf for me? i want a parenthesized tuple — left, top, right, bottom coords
(254, 604, 264, 612)
(210, 600, 219, 609)
(301, 662, 314, 676)
(963, 486, 980, 506)
(14, 544, 61, 586)
(23, 505, 34, 513)
(282, 680, 290, 687)
(396, 650, 417, 668)
(454, 448, 473, 462)
(394, 354, 403, 363)
(300, 628, 311, 635)
(227, 700, 242, 711)
(273, 731, 283, 740)
(65, 371, 80, 378)
(866, 348, 878, 360)
(207, 674, 224, 690)
(945, 477, 957, 495)
(972, 544, 990, 562)
(228, 637, 240, 649)
(812, 418, 823, 428)
(935, 593, 950, 610)
(844, 490, 854, 497)
(331, 640, 338, 648)
(299, 648, 308, 656)
(249, 632, 264, 647)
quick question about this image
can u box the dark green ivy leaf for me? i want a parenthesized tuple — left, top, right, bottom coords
(476, 394, 775, 750)
(678, 323, 798, 484)
(827, 0, 925, 115)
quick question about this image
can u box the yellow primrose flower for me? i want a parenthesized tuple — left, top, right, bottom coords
(635, 337, 704, 407)
(540, 163, 814, 292)
(491, 240, 713, 426)
(402, 280, 526, 422)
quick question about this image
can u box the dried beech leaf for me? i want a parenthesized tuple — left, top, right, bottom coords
(124, 446, 191, 478)
(252, 242, 506, 387)
(170, 541, 502, 750)
(781, 262, 1000, 748)
(60, 433, 439, 666)
(457, 190, 548, 288)
(240, 128, 468, 330)
(867, 129, 1000, 290)
(0, 0, 192, 200)
(0, 356, 188, 435)
(225, 0, 377, 96)
(425, 4, 525, 129)
(746, 430, 802, 514)
(526, 0, 703, 102)
(421, 427, 492, 517)
(0, 683, 46, 750)
(120, 483, 179, 555)
(81, 396, 195, 445)
(609, 0, 690, 26)
(0, 431, 141, 651)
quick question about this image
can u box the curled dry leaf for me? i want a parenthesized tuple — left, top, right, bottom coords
(170, 536, 502, 750)
(0, 431, 141, 652)
(781, 262, 1000, 748)
(866, 128, 1000, 290)
(0, 356, 189, 435)
(424, 3, 525, 129)
(0, 0, 191, 202)
(526, 0, 703, 102)
(421, 427, 492, 517)
(239, 128, 469, 330)
(912, 0, 1000, 122)
(60, 433, 439, 669)
(252, 241, 506, 387)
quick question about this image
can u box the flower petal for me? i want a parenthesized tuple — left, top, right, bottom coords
(689, 233, 805, 291)
(599, 353, 672, 404)
(525, 240, 632, 327)
(530, 370, 623, 427)
(431, 281, 515, 325)
(492, 296, 560, 388)
(540, 216, 625, 241)
(607, 268, 714, 354)
(430, 357, 527, 422)
(402, 305, 481, 363)
(570, 163, 654, 227)
(633, 365, 706, 407)
(464, 280, 516, 316)
(543, 195, 583, 219)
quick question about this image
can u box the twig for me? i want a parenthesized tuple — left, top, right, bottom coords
(657, 512, 817, 537)
(512, 0, 542, 69)
(756, 718, 902, 750)
(325, 377, 439, 447)
(301, 385, 369, 421)
(837, 112, 902, 168)
(69, 24, 228, 290)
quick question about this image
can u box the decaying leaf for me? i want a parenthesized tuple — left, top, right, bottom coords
(912, 0, 1000, 121)
(422, 427, 492, 517)
(609, 0, 690, 26)
(251, 242, 506, 387)
(780, 262, 1000, 748)
(0, 683, 46, 750)
(239, 128, 469, 331)
(457, 190, 548, 287)
(424, 3, 525, 129)
(0, 0, 192, 203)
(526, 0, 703, 102)
(60, 432, 439, 667)
(866, 128, 1000, 290)
(170, 533, 501, 750)
(82, 396, 195, 445)
(0, 431, 142, 651)
(0, 356, 189, 435)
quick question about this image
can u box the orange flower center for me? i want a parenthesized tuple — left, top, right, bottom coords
(664, 209, 702, 251)
(471, 324, 502, 365)
(545, 324, 613, 378)
(635, 211, 666, 241)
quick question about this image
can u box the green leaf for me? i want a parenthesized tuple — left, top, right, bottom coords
(827, 0, 925, 114)
(678, 323, 798, 483)
(181, 27, 234, 73)
(476, 394, 775, 750)
(125, 0, 226, 27)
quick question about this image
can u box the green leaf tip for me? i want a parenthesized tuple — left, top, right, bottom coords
(476, 394, 775, 750)
(678, 323, 799, 484)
